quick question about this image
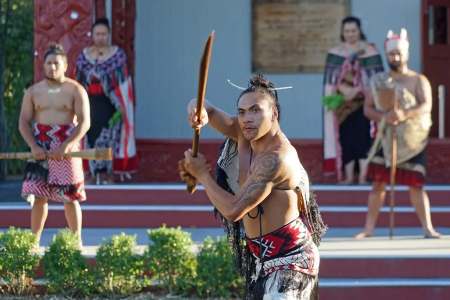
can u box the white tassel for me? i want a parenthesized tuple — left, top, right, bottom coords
(386, 30, 394, 39)
(227, 79, 293, 91)
(400, 28, 408, 40)
(226, 79, 246, 90)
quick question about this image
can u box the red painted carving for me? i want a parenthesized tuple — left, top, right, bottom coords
(111, 0, 136, 78)
(34, 0, 94, 81)
(95, 0, 106, 18)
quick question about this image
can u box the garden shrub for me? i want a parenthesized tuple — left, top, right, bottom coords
(196, 236, 244, 298)
(0, 227, 39, 295)
(146, 226, 197, 295)
(43, 229, 95, 297)
(95, 233, 147, 295)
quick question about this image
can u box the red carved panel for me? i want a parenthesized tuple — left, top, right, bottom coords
(111, 0, 136, 78)
(95, 0, 106, 18)
(34, 0, 94, 81)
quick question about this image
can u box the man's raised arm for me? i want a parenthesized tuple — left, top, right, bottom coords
(187, 99, 239, 140)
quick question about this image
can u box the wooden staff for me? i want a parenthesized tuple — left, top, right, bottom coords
(187, 31, 215, 194)
(0, 148, 112, 160)
(389, 93, 399, 239)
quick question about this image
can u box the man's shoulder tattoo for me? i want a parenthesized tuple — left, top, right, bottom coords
(252, 152, 281, 181)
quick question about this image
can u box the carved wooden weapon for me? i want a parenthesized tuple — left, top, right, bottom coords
(0, 148, 113, 160)
(389, 92, 399, 239)
(187, 31, 215, 194)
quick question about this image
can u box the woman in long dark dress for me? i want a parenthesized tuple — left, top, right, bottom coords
(322, 16, 384, 184)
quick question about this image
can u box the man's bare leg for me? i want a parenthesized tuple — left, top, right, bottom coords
(64, 201, 83, 247)
(409, 187, 441, 238)
(355, 182, 386, 239)
(358, 159, 368, 184)
(342, 161, 355, 184)
(31, 197, 48, 247)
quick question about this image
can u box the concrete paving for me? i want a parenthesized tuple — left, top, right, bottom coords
(320, 235, 450, 258)
(2, 226, 449, 246)
(2, 227, 448, 258)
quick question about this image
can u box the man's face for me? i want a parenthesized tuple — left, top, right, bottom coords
(237, 92, 276, 141)
(44, 54, 67, 80)
(92, 24, 109, 47)
(342, 22, 361, 44)
(387, 49, 408, 71)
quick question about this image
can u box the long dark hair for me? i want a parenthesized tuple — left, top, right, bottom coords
(340, 16, 367, 42)
(92, 17, 110, 32)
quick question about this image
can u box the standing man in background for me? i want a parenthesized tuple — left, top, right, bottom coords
(355, 29, 441, 239)
(19, 44, 90, 247)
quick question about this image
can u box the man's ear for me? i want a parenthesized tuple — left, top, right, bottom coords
(272, 106, 278, 122)
(63, 59, 69, 73)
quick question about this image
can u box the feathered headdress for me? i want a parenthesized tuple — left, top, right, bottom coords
(385, 28, 409, 55)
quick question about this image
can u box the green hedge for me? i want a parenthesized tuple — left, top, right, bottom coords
(145, 226, 197, 295)
(0, 227, 245, 298)
(196, 236, 243, 298)
(43, 229, 95, 297)
(0, 227, 39, 296)
(96, 233, 148, 295)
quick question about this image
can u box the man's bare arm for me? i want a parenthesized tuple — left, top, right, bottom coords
(18, 89, 39, 150)
(188, 99, 239, 140)
(62, 83, 90, 147)
(205, 101, 239, 140)
(197, 152, 281, 222)
(403, 75, 432, 119)
(364, 87, 384, 122)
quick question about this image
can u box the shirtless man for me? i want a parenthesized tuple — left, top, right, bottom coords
(19, 44, 90, 247)
(355, 29, 440, 239)
(180, 75, 321, 299)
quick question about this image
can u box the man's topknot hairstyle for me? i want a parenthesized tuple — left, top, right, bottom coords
(237, 74, 281, 121)
(43, 43, 67, 61)
(92, 17, 110, 31)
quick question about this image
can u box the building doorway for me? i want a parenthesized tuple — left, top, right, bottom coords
(422, 0, 450, 138)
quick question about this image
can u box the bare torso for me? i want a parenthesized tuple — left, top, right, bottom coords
(237, 135, 306, 238)
(31, 79, 79, 125)
(391, 70, 422, 101)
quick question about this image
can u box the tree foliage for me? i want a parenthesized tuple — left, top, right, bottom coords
(0, 0, 33, 178)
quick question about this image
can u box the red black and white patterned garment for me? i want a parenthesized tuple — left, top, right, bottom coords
(22, 123, 86, 203)
(76, 46, 138, 176)
(246, 217, 319, 299)
(247, 217, 319, 277)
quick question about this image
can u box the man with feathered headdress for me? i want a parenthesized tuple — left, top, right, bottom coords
(355, 28, 441, 239)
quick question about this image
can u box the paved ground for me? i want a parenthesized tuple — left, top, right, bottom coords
(20, 230, 449, 258)
(1, 227, 448, 257)
(320, 235, 450, 258)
